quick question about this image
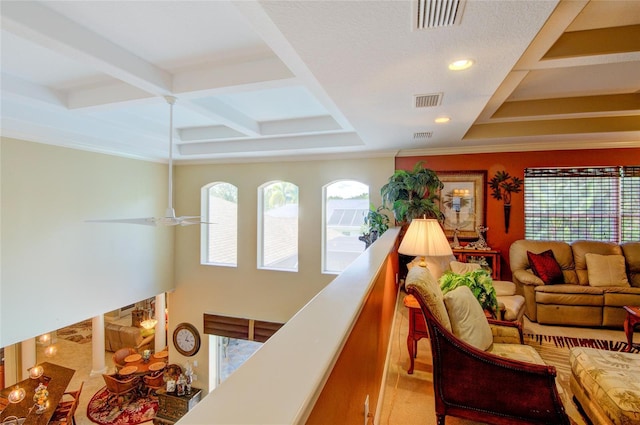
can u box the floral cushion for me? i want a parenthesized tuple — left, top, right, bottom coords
(489, 343, 545, 365)
(570, 347, 640, 425)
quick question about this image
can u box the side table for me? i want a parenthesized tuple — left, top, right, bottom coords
(153, 388, 202, 425)
(623, 306, 640, 352)
(452, 249, 501, 280)
(404, 294, 429, 374)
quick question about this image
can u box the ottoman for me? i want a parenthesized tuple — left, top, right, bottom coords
(569, 347, 640, 425)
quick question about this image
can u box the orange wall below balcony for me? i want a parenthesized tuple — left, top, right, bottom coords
(396, 148, 640, 280)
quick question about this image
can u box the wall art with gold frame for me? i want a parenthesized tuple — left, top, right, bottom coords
(437, 170, 487, 240)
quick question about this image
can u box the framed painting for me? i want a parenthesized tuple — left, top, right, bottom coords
(437, 171, 486, 240)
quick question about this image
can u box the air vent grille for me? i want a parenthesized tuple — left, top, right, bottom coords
(416, 0, 466, 29)
(413, 131, 433, 140)
(415, 93, 443, 108)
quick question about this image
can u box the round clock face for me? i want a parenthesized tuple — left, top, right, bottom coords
(173, 323, 201, 357)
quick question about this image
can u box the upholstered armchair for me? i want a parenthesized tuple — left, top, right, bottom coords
(102, 374, 140, 406)
(405, 266, 569, 425)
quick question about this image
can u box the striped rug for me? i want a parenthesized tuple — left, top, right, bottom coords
(524, 334, 639, 425)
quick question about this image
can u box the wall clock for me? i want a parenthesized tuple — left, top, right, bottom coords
(172, 322, 201, 357)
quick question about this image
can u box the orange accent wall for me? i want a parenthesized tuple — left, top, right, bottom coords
(396, 148, 640, 280)
(306, 253, 398, 425)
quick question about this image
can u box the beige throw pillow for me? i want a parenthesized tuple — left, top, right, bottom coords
(450, 261, 482, 275)
(405, 266, 452, 332)
(585, 253, 629, 287)
(443, 286, 493, 351)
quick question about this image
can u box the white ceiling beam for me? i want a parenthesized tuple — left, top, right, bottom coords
(179, 126, 246, 142)
(66, 56, 296, 111)
(178, 132, 362, 155)
(184, 98, 261, 137)
(67, 81, 157, 110)
(233, 1, 354, 132)
(173, 56, 295, 96)
(1, 1, 172, 99)
(0, 73, 65, 107)
(260, 116, 342, 136)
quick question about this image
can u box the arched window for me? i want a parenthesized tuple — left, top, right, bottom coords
(323, 180, 369, 273)
(258, 181, 299, 271)
(201, 182, 238, 266)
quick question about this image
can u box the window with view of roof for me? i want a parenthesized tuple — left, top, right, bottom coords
(323, 180, 370, 273)
(202, 182, 238, 266)
(258, 181, 299, 271)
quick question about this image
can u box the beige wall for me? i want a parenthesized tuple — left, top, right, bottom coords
(169, 156, 395, 388)
(0, 138, 174, 347)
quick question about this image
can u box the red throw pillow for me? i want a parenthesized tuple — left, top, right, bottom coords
(527, 249, 564, 285)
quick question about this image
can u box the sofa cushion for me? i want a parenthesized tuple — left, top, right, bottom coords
(405, 266, 452, 332)
(510, 240, 578, 284)
(528, 249, 564, 285)
(572, 240, 623, 285)
(450, 260, 481, 274)
(443, 286, 493, 351)
(622, 242, 640, 288)
(585, 253, 630, 287)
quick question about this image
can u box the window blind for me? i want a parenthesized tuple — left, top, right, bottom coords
(524, 167, 625, 243)
(622, 166, 640, 242)
(203, 314, 284, 343)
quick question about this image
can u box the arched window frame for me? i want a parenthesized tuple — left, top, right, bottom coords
(201, 181, 238, 267)
(258, 180, 299, 272)
(322, 180, 370, 274)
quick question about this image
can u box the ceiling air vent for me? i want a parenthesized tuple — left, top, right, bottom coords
(414, 93, 442, 108)
(416, 0, 466, 29)
(413, 131, 433, 140)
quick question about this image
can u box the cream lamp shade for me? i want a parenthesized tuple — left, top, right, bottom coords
(398, 219, 453, 266)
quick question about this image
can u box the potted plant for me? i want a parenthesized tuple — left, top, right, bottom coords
(380, 161, 444, 225)
(439, 269, 499, 317)
(359, 204, 390, 248)
(488, 171, 523, 233)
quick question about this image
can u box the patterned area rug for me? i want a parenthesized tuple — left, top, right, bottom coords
(57, 319, 92, 344)
(524, 333, 640, 425)
(87, 386, 158, 425)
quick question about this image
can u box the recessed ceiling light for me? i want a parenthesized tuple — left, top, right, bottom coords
(435, 116, 450, 124)
(448, 59, 474, 71)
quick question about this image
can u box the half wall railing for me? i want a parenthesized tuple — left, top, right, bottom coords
(179, 227, 400, 424)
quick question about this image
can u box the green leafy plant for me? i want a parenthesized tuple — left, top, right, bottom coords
(488, 170, 523, 233)
(439, 269, 499, 317)
(359, 204, 390, 248)
(380, 161, 443, 224)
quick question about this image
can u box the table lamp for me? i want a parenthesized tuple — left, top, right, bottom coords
(398, 218, 453, 268)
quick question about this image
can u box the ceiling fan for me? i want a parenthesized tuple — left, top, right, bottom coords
(87, 96, 209, 227)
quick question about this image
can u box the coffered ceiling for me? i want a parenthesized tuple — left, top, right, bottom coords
(1, 0, 639, 163)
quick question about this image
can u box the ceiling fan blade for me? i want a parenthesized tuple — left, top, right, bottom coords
(177, 216, 216, 226)
(85, 218, 158, 226)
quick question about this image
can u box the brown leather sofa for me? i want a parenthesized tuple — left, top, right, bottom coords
(510, 240, 640, 327)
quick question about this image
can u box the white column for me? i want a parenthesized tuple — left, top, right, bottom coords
(90, 315, 108, 376)
(20, 338, 36, 380)
(155, 293, 167, 352)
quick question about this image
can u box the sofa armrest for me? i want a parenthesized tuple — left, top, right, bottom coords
(513, 269, 544, 286)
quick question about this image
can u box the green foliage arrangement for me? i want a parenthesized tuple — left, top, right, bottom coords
(380, 161, 443, 224)
(439, 269, 499, 317)
(359, 204, 390, 248)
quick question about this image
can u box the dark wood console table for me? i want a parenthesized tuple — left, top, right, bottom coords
(153, 387, 202, 425)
